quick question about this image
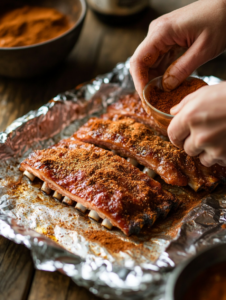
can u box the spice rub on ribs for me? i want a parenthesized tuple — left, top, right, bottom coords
(74, 116, 221, 192)
(107, 92, 166, 136)
(20, 138, 177, 236)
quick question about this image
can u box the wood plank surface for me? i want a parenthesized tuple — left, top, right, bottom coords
(28, 271, 70, 300)
(0, 236, 34, 300)
(66, 280, 100, 300)
(28, 270, 101, 300)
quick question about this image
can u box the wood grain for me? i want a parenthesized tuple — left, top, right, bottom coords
(0, 236, 34, 300)
(28, 271, 70, 300)
(28, 270, 102, 300)
(66, 280, 100, 300)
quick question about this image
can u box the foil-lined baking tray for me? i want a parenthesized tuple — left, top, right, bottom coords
(0, 58, 225, 300)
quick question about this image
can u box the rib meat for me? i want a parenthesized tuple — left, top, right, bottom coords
(20, 138, 177, 236)
(107, 93, 167, 136)
(74, 116, 221, 191)
(211, 164, 226, 183)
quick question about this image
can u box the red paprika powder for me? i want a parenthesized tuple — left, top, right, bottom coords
(0, 6, 72, 48)
(149, 78, 207, 114)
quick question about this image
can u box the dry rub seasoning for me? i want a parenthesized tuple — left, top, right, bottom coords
(0, 6, 72, 47)
(149, 78, 207, 114)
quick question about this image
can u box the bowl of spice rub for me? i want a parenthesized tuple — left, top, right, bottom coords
(0, 0, 86, 78)
(165, 244, 226, 300)
(143, 76, 207, 135)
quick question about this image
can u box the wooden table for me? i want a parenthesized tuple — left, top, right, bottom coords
(0, 6, 226, 300)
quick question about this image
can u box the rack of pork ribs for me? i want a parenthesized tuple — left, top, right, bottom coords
(20, 93, 226, 236)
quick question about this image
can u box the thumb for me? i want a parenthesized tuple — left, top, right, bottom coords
(170, 83, 208, 115)
(162, 37, 209, 91)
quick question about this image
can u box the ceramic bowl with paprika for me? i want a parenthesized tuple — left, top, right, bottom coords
(143, 76, 173, 136)
(0, 0, 86, 78)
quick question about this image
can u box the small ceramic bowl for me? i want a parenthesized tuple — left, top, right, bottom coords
(165, 244, 226, 300)
(0, 0, 86, 78)
(143, 76, 196, 136)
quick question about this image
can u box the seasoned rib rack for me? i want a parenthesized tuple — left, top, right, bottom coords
(107, 92, 167, 136)
(20, 138, 177, 236)
(212, 164, 226, 183)
(74, 116, 221, 192)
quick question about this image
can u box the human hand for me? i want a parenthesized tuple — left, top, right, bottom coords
(168, 82, 226, 167)
(130, 0, 226, 98)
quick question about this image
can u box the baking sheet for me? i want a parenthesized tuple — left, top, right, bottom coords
(0, 58, 225, 300)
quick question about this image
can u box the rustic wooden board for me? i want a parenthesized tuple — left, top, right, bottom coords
(66, 280, 100, 300)
(28, 271, 70, 300)
(0, 236, 34, 300)
(28, 270, 101, 300)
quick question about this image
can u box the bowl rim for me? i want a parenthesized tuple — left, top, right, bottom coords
(143, 75, 199, 120)
(165, 243, 226, 300)
(0, 0, 87, 50)
(143, 75, 174, 120)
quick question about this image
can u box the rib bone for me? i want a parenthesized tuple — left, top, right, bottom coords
(88, 210, 100, 221)
(102, 219, 113, 230)
(23, 170, 35, 181)
(53, 191, 63, 201)
(41, 182, 52, 194)
(62, 196, 74, 206)
(127, 157, 138, 167)
(76, 203, 87, 213)
(143, 167, 156, 179)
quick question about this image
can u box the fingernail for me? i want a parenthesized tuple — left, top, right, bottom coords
(162, 75, 180, 92)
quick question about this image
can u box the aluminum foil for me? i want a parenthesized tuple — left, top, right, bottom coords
(0, 58, 225, 300)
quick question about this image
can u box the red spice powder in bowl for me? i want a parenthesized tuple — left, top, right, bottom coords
(0, 6, 72, 48)
(0, 0, 86, 78)
(142, 76, 207, 135)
